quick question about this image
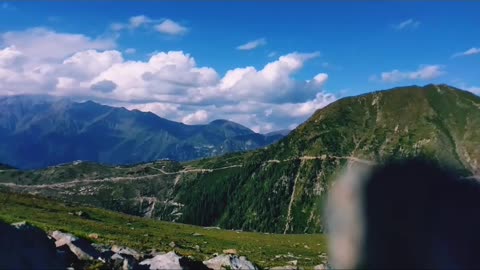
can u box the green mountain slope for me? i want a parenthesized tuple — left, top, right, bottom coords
(2, 84, 479, 234)
(173, 84, 480, 233)
(274, 84, 479, 172)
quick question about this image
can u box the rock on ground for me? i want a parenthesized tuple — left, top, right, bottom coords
(51, 230, 101, 261)
(223, 248, 238, 255)
(270, 266, 298, 270)
(203, 254, 257, 270)
(111, 245, 142, 260)
(140, 251, 211, 270)
(140, 251, 183, 270)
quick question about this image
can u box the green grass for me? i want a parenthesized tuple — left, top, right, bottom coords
(0, 160, 183, 185)
(0, 190, 327, 269)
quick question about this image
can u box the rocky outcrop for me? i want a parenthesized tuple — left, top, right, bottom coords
(111, 245, 143, 261)
(0, 220, 262, 270)
(140, 251, 183, 270)
(0, 221, 65, 269)
(203, 254, 257, 270)
(139, 251, 212, 270)
(51, 230, 101, 261)
(106, 252, 142, 270)
(0, 221, 145, 269)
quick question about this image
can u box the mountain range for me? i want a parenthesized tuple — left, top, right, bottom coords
(0, 96, 287, 169)
(1, 84, 479, 234)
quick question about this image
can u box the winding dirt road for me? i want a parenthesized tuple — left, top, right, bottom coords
(0, 156, 373, 190)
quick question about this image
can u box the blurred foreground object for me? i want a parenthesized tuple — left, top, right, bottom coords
(328, 158, 480, 269)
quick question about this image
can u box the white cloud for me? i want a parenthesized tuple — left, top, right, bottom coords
(111, 16, 188, 37)
(110, 23, 125, 32)
(312, 73, 328, 87)
(372, 65, 445, 83)
(129, 15, 151, 28)
(182, 109, 209, 124)
(0, 46, 23, 67)
(110, 15, 151, 31)
(211, 52, 322, 103)
(237, 38, 267, 51)
(1, 27, 116, 61)
(91, 51, 219, 102)
(0, 28, 334, 132)
(452, 47, 480, 58)
(274, 92, 336, 118)
(456, 84, 480, 95)
(125, 102, 180, 119)
(154, 19, 188, 36)
(124, 48, 136, 54)
(467, 86, 480, 95)
(62, 50, 123, 79)
(267, 51, 277, 57)
(393, 19, 420, 30)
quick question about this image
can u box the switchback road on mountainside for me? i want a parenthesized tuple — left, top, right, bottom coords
(0, 156, 374, 190)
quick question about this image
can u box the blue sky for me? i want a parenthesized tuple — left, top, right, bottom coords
(0, 2, 479, 132)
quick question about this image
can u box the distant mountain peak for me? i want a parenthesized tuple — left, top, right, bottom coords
(0, 97, 285, 169)
(207, 119, 255, 135)
(209, 119, 237, 125)
(79, 100, 99, 105)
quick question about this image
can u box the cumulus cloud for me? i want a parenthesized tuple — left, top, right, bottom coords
(393, 19, 420, 30)
(452, 47, 480, 58)
(62, 50, 123, 79)
(237, 38, 267, 51)
(274, 92, 336, 118)
(371, 65, 445, 83)
(1, 27, 116, 60)
(0, 28, 334, 132)
(155, 19, 188, 35)
(124, 102, 181, 119)
(211, 52, 322, 103)
(0, 46, 23, 67)
(91, 51, 219, 103)
(90, 80, 117, 93)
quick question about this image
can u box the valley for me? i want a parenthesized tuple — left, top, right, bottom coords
(2, 3, 479, 268)
(2, 84, 479, 236)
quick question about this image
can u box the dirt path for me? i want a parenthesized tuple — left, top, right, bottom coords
(267, 155, 376, 166)
(0, 156, 373, 189)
